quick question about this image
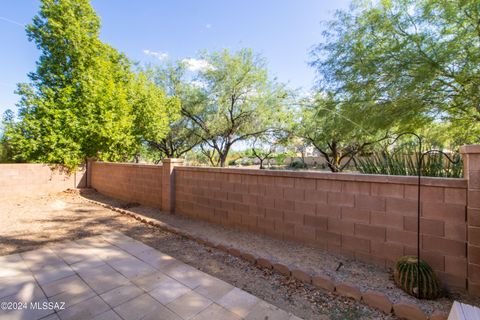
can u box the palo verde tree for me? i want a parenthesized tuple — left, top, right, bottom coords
(142, 63, 203, 159)
(294, 93, 388, 172)
(128, 71, 181, 161)
(311, 0, 480, 145)
(3, 0, 139, 169)
(183, 49, 290, 167)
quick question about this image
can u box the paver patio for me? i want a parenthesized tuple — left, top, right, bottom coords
(0, 231, 301, 320)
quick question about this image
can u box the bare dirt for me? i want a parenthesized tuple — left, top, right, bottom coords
(0, 190, 396, 320)
(82, 191, 480, 317)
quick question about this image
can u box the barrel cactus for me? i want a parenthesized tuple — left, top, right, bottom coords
(393, 256, 441, 299)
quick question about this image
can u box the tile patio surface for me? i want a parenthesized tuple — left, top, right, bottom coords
(0, 232, 302, 320)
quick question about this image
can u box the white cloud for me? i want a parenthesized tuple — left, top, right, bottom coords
(205, 23, 212, 29)
(143, 49, 168, 60)
(181, 58, 214, 72)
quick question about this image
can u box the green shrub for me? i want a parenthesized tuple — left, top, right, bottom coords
(357, 150, 462, 178)
(289, 160, 307, 169)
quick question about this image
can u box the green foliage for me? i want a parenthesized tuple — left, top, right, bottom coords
(142, 63, 203, 158)
(183, 48, 291, 167)
(129, 71, 181, 158)
(3, 0, 166, 169)
(311, 0, 480, 144)
(394, 256, 441, 299)
(357, 150, 462, 178)
(294, 93, 388, 172)
(289, 160, 307, 170)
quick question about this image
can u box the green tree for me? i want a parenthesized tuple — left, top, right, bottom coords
(311, 0, 480, 144)
(3, 0, 138, 169)
(294, 93, 388, 172)
(129, 71, 181, 161)
(143, 63, 203, 159)
(183, 49, 290, 167)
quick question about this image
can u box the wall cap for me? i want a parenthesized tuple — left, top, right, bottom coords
(93, 161, 162, 169)
(176, 166, 467, 188)
(460, 145, 480, 154)
(162, 158, 184, 164)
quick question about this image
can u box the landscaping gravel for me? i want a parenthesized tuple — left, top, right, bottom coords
(82, 190, 480, 317)
(1, 189, 392, 320)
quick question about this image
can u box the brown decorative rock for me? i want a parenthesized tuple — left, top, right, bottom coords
(228, 247, 242, 257)
(242, 252, 257, 263)
(362, 290, 392, 314)
(216, 244, 228, 252)
(291, 269, 312, 284)
(256, 258, 273, 269)
(428, 311, 447, 320)
(335, 282, 362, 301)
(393, 302, 427, 320)
(273, 263, 291, 276)
(312, 275, 335, 292)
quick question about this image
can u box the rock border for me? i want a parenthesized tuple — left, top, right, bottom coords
(83, 196, 447, 320)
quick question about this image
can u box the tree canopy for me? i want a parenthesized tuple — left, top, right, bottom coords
(311, 0, 480, 144)
(2, 0, 176, 169)
(182, 49, 291, 167)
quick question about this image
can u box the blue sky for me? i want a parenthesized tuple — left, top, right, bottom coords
(0, 0, 350, 117)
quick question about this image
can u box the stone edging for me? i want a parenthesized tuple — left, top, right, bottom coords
(85, 198, 447, 320)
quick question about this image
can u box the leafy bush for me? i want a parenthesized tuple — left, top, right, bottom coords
(289, 160, 307, 169)
(357, 149, 463, 178)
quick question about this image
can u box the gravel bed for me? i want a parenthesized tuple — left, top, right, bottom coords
(0, 190, 392, 320)
(82, 191, 480, 317)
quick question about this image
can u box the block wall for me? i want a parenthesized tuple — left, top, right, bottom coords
(175, 167, 467, 289)
(0, 164, 85, 199)
(91, 162, 163, 208)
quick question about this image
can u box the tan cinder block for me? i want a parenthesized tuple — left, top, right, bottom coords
(445, 256, 467, 278)
(370, 241, 404, 262)
(422, 202, 466, 223)
(469, 208, 480, 227)
(422, 235, 466, 257)
(444, 188, 467, 205)
(294, 178, 315, 190)
(342, 181, 371, 195)
(341, 207, 370, 223)
(403, 217, 444, 236)
(304, 215, 327, 229)
(294, 201, 316, 215)
(304, 189, 327, 203)
(386, 229, 417, 247)
(327, 192, 355, 207)
(327, 218, 354, 235)
(355, 195, 386, 211)
(316, 179, 342, 192)
(371, 183, 404, 198)
(316, 203, 341, 218)
(354, 224, 386, 241)
(342, 235, 370, 253)
(284, 187, 305, 201)
(370, 212, 403, 229)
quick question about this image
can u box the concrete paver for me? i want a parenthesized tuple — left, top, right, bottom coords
(0, 232, 302, 320)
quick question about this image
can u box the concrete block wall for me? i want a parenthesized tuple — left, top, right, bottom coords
(0, 164, 85, 199)
(174, 167, 468, 290)
(90, 162, 163, 209)
(461, 145, 480, 295)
